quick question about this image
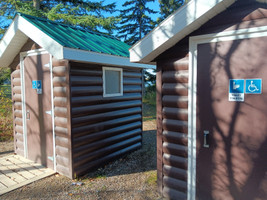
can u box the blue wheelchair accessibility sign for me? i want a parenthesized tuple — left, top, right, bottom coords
(245, 79, 261, 94)
(36, 80, 42, 89)
(32, 80, 42, 89)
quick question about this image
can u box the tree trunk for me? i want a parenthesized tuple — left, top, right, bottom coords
(33, 0, 40, 10)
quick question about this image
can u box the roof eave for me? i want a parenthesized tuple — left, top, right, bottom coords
(0, 14, 154, 69)
(129, 0, 236, 64)
(0, 16, 28, 68)
(0, 15, 64, 68)
(63, 47, 155, 69)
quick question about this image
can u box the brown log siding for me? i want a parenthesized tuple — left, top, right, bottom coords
(70, 62, 143, 176)
(157, 58, 189, 199)
(52, 59, 73, 178)
(11, 67, 24, 156)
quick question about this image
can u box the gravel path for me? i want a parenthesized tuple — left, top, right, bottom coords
(0, 120, 163, 200)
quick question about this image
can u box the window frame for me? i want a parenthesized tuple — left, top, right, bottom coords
(102, 66, 123, 97)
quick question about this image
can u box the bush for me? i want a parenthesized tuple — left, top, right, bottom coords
(0, 86, 13, 141)
(143, 86, 156, 121)
(143, 85, 156, 106)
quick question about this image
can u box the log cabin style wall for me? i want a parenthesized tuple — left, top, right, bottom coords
(157, 58, 189, 199)
(11, 57, 144, 179)
(52, 59, 73, 178)
(69, 62, 143, 176)
(11, 67, 24, 156)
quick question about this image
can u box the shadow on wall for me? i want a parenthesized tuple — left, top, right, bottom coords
(196, 22, 267, 200)
(23, 53, 51, 168)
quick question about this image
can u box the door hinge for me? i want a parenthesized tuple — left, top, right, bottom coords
(46, 110, 52, 115)
(48, 156, 54, 161)
(44, 63, 50, 68)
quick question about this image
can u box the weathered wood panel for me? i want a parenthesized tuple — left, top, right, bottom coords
(70, 62, 143, 176)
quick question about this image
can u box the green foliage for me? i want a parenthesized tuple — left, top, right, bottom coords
(0, 0, 119, 38)
(143, 85, 156, 121)
(143, 88, 156, 106)
(118, 0, 157, 45)
(44, 1, 119, 34)
(144, 69, 156, 88)
(157, 0, 185, 23)
(0, 86, 13, 141)
(0, 68, 11, 85)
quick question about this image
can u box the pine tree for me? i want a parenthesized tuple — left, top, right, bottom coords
(157, 0, 185, 23)
(118, 0, 157, 45)
(0, 0, 119, 38)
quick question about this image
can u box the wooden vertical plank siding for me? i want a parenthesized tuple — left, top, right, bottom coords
(11, 67, 24, 156)
(158, 58, 189, 200)
(70, 62, 143, 176)
(52, 59, 73, 178)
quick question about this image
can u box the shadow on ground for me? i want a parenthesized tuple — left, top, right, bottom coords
(83, 130, 157, 178)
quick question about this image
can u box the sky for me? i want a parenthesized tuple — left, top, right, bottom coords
(0, 0, 162, 38)
(1, 0, 161, 26)
(97, 0, 161, 21)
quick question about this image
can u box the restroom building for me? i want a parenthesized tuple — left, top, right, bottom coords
(0, 13, 152, 179)
(130, 0, 267, 199)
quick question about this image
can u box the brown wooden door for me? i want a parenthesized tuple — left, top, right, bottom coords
(196, 37, 267, 200)
(24, 52, 54, 169)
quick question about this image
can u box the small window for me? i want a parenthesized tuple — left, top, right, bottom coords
(103, 67, 123, 97)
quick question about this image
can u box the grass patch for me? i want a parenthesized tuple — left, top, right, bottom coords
(143, 103, 156, 121)
(145, 171, 157, 186)
(96, 174, 107, 179)
(143, 89, 156, 121)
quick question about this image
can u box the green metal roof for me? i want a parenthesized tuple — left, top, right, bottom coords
(19, 13, 130, 57)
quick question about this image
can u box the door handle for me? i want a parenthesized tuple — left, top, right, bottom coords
(26, 110, 30, 120)
(204, 130, 209, 148)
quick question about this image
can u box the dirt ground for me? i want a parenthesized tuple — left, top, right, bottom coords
(0, 120, 163, 200)
(0, 141, 13, 158)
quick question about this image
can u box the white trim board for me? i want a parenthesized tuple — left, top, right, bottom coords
(187, 25, 267, 200)
(129, 0, 235, 64)
(63, 47, 155, 69)
(49, 54, 56, 171)
(20, 49, 56, 170)
(20, 53, 27, 158)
